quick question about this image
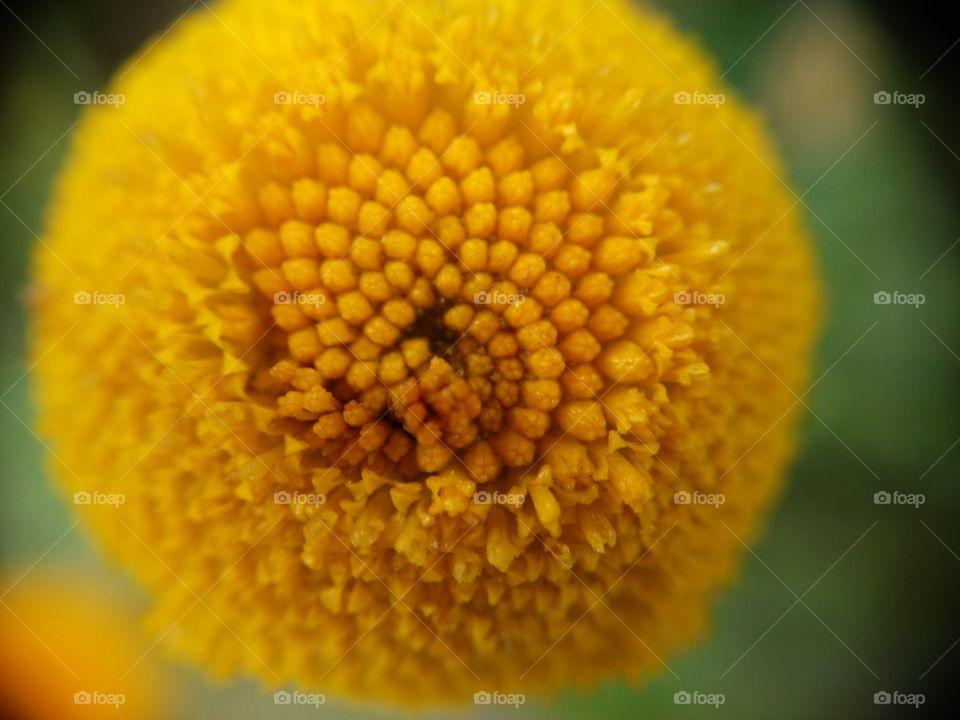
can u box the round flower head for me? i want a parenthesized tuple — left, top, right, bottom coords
(32, 0, 819, 706)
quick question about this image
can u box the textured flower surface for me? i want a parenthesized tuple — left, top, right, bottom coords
(33, 0, 819, 706)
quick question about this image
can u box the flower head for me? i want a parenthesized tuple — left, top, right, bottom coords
(33, 0, 819, 705)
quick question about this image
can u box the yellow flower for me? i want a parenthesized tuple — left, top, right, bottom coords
(32, 0, 819, 706)
(1, 570, 164, 718)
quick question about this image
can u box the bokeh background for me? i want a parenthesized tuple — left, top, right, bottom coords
(2, 0, 958, 717)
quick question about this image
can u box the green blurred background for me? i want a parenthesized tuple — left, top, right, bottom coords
(2, 0, 958, 717)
